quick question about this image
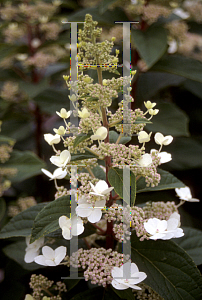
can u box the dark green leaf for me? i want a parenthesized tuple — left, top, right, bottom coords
(73, 131, 93, 148)
(109, 130, 131, 144)
(1, 118, 32, 141)
(167, 137, 202, 170)
(44, 63, 69, 77)
(0, 203, 46, 239)
(3, 240, 43, 270)
(70, 287, 104, 300)
(151, 55, 202, 83)
(135, 117, 152, 124)
(174, 227, 202, 266)
(19, 79, 49, 98)
(64, 279, 80, 292)
(131, 25, 167, 69)
(108, 167, 136, 205)
(30, 195, 71, 243)
(136, 169, 185, 193)
(112, 287, 135, 300)
(34, 88, 70, 115)
(0, 135, 15, 145)
(71, 150, 99, 162)
(146, 103, 190, 137)
(3, 150, 46, 183)
(129, 233, 202, 300)
(136, 72, 185, 105)
(79, 222, 96, 238)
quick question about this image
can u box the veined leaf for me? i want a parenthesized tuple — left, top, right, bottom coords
(108, 167, 136, 206)
(109, 130, 131, 144)
(73, 131, 93, 148)
(145, 103, 189, 137)
(3, 150, 46, 183)
(30, 195, 71, 243)
(136, 169, 185, 193)
(128, 233, 202, 300)
(151, 55, 202, 83)
(0, 203, 46, 239)
(174, 227, 202, 266)
(71, 150, 99, 162)
(131, 25, 167, 69)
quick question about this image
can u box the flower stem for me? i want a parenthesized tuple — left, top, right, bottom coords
(86, 167, 95, 178)
(116, 133, 123, 144)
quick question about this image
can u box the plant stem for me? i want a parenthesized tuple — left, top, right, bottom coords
(116, 133, 123, 144)
(86, 166, 95, 178)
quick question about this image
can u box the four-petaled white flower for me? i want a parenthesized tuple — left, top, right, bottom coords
(148, 108, 159, 116)
(53, 126, 66, 136)
(144, 101, 156, 110)
(89, 180, 114, 197)
(24, 295, 34, 300)
(150, 149, 172, 164)
(111, 262, 147, 290)
(91, 127, 108, 141)
(154, 132, 173, 146)
(24, 236, 44, 263)
(34, 246, 66, 266)
(76, 197, 106, 223)
(138, 131, 152, 144)
(78, 107, 90, 119)
(137, 153, 152, 167)
(44, 133, 60, 145)
(144, 214, 184, 240)
(41, 168, 67, 180)
(50, 150, 71, 168)
(175, 187, 200, 202)
(56, 108, 71, 119)
(59, 215, 84, 240)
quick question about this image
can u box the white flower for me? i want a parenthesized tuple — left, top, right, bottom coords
(154, 132, 173, 146)
(41, 168, 67, 180)
(50, 150, 71, 168)
(111, 261, 147, 290)
(91, 127, 108, 141)
(24, 236, 44, 263)
(34, 246, 66, 266)
(44, 133, 60, 145)
(144, 215, 184, 240)
(78, 107, 90, 119)
(89, 180, 114, 197)
(76, 197, 106, 223)
(175, 187, 200, 202)
(150, 149, 172, 164)
(138, 131, 152, 143)
(53, 126, 66, 136)
(31, 38, 41, 48)
(59, 215, 84, 240)
(144, 101, 156, 109)
(168, 39, 178, 54)
(68, 94, 77, 102)
(173, 8, 190, 19)
(148, 108, 159, 116)
(24, 295, 34, 300)
(137, 154, 152, 167)
(56, 108, 71, 119)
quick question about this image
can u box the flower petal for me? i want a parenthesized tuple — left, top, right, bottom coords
(76, 204, 92, 218)
(42, 246, 54, 259)
(59, 216, 70, 228)
(24, 249, 39, 263)
(34, 255, 48, 266)
(87, 209, 102, 223)
(62, 228, 71, 240)
(54, 246, 66, 265)
(41, 168, 53, 179)
(111, 279, 128, 290)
